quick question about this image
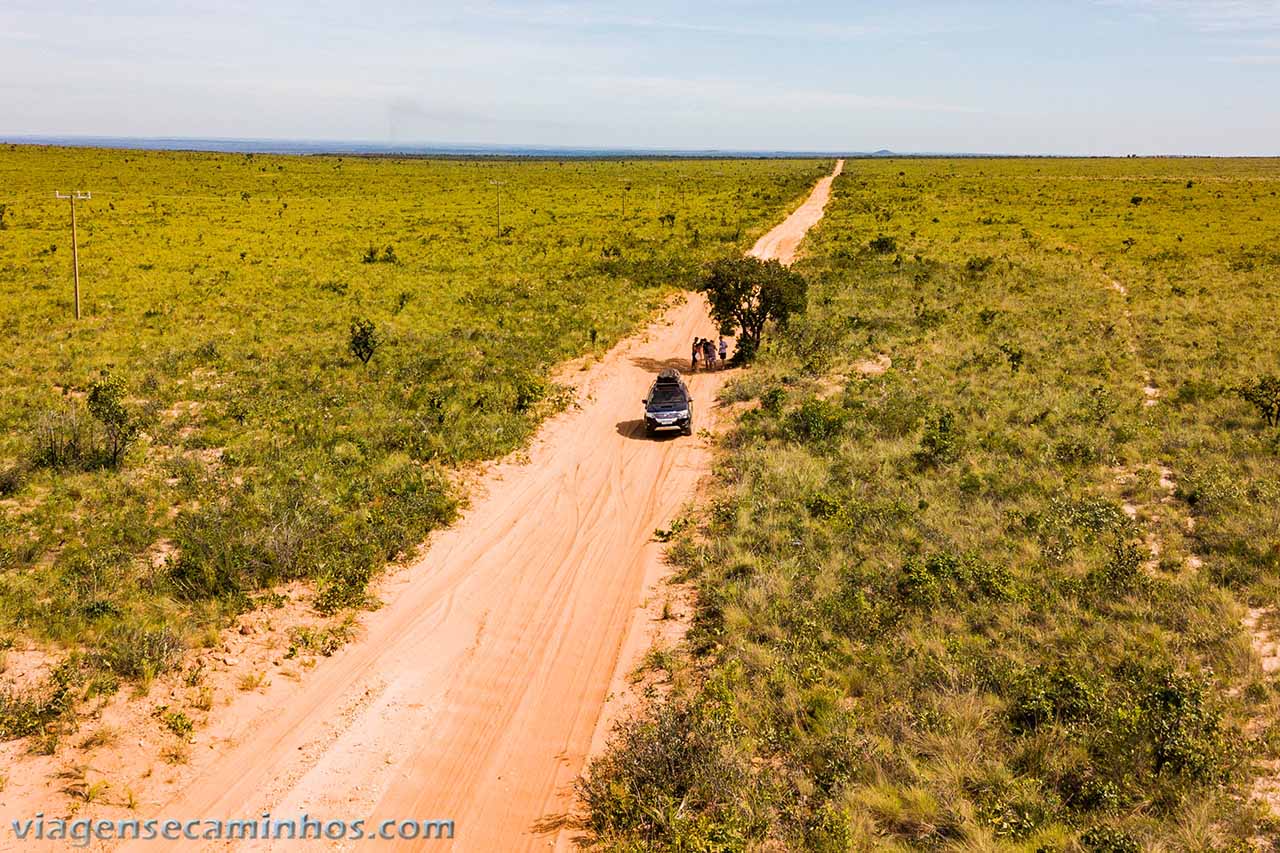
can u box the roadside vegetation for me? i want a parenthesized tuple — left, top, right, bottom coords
(0, 145, 827, 747)
(699, 256, 808, 362)
(579, 157, 1280, 849)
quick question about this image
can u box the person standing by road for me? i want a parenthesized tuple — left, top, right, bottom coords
(718, 336, 728, 368)
(691, 338, 700, 372)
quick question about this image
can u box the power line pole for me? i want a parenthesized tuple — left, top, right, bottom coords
(618, 181, 632, 219)
(54, 190, 91, 319)
(488, 180, 505, 238)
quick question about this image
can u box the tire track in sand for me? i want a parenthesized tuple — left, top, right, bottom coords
(112, 159, 844, 853)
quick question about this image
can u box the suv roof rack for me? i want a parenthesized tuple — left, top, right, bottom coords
(655, 368, 683, 384)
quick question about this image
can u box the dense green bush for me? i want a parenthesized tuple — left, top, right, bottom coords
(348, 316, 381, 365)
(361, 244, 398, 264)
(1081, 825, 1141, 853)
(313, 547, 378, 614)
(915, 409, 962, 465)
(168, 504, 267, 601)
(0, 661, 78, 743)
(869, 234, 897, 254)
(577, 696, 755, 852)
(785, 397, 847, 444)
(0, 461, 29, 497)
(965, 254, 995, 275)
(92, 624, 185, 680)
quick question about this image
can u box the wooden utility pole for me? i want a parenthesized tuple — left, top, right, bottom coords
(54, 190, 91, 319)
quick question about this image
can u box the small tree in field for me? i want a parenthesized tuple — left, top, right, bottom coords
(87, 373, 140, 467)
(348, 317, 381, 366)
(697, 257, 807, 362)
(1237, 375, 1280, 428)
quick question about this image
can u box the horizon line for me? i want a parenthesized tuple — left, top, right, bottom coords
(2, 133, 1276, 160)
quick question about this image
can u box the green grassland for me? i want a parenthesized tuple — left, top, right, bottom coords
(0, 145, 827, 723)
(580, 158, 1280, 850)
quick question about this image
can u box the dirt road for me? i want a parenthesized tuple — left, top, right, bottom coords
(103, 159, 843, 852)
(748, 158, 843, 264)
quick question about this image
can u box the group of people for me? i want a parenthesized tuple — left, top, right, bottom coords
(691, 335, 729, 371)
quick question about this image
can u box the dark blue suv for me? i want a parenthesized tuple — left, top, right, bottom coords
(643, 368, 693, 436)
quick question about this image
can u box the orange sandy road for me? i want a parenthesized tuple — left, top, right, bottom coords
(111, 159, 843, 853)
(748, 158, 843, 263)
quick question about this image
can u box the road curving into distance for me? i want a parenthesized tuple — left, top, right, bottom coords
(117, 158, 844, 852)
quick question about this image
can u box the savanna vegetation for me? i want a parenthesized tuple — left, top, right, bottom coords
(0, 144, 828, 746)
(579, 158, 1280, 850)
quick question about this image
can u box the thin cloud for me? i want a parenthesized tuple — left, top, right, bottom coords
(468, 1, 980, 42)
(1101, 0, 1280, 31)
(1211, 53, 1280, 63)
(576, 74, 983, 116)
(1100, 1, 1280, 64)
